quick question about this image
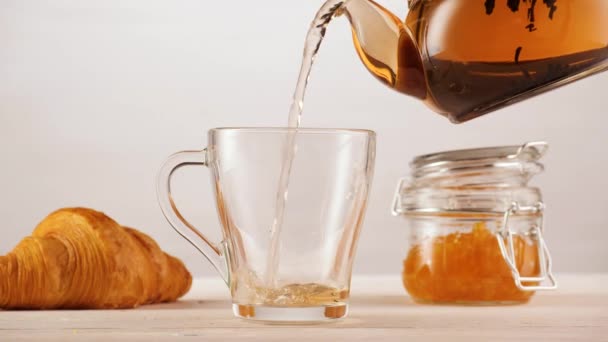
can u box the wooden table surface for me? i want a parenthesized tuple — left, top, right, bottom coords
(1, 274, 606, 341)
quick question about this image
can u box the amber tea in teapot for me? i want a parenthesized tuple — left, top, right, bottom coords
(290, 0, 607, 124)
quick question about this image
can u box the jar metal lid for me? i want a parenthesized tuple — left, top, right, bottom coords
(393, 142, 548, 215)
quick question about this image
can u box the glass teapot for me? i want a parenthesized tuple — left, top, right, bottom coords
(335, 0, 608, 123)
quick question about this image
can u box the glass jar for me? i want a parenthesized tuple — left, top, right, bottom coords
(392, 142, 557, 305)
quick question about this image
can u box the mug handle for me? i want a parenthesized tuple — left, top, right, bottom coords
(156, 149, 230, 285)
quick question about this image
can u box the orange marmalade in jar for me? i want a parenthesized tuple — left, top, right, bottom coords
(393, 142, 557, 305)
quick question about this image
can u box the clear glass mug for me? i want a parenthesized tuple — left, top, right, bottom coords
(157, 128, 376, 323)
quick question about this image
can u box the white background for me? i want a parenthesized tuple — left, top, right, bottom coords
(1, 0, 606, 277)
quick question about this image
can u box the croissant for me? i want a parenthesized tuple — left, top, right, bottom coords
(0, 208, 192, 309)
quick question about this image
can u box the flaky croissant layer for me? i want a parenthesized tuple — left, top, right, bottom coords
(0, 208, 191, 309)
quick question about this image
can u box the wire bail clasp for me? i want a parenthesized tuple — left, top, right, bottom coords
(391, 177, 407, 216)
(496, 201, 557, 291)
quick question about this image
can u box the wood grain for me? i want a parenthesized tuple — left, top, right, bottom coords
(1, 275, 606, 341)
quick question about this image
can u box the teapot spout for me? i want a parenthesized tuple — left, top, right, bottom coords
(342, 0, 427, 100)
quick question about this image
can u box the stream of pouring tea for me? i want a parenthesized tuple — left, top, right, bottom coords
(264, 0, 346, 286)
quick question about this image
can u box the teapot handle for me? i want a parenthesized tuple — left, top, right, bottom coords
(156, 149, 230, 285)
